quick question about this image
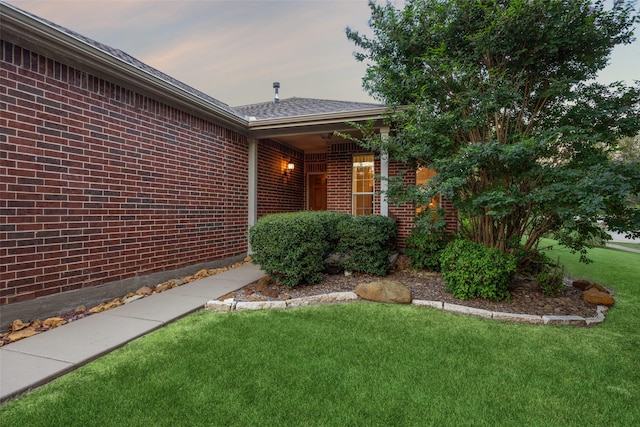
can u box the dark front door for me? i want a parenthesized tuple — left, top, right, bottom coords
(308, 174, 327, 211)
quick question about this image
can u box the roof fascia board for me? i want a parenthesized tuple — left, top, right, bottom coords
(1, 3, 248, 131)
(246, 108, 388, 131)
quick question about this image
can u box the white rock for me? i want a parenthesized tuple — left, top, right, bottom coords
(286, 292, 358, 308)
(542, 315, 586, 326)
(123, 294, 145, 304)
(443, 303, 492, 318)
(492, 312, 543, 324)
(205, 300, 234, 312)
(235, 300, 286, 311)
(412, 300, 443, 309)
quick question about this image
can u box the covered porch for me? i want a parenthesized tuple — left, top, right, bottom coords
(236, 97, 419, 248)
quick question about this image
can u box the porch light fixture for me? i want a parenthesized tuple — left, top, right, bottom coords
(283, 161, 295, 177)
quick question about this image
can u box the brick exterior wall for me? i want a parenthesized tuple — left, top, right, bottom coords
(256, 139, 305, 218)
(323, 141, 458, 249)
(326, 141, 370, 215)
(0, 40, 249, 306)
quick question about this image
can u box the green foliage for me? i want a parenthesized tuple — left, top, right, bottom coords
(537, 265, 566, 297)
(249, 212, 396, 286)
(405, 208, 452, 271)
(347, 0, 640, 258)
(440, 239, 516, 301)
(249, 211, 349, 287)
(336, 215, 397, 276)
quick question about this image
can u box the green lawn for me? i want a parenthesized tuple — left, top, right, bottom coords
(1, 245, 638, 426)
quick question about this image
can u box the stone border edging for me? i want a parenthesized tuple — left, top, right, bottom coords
(205, 293, 608, 326)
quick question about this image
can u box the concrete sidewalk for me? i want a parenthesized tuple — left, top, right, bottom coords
(607, 243, 640, 254)
(0, 263, 265, 403)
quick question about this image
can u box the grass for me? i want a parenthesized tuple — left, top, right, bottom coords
(1, 245, 639, 426)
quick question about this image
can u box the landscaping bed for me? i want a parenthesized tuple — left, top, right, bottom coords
(230, 264, 599, 319)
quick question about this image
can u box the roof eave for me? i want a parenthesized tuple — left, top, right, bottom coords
(1, 3, 248, 131)
(246, 107, 388, 131)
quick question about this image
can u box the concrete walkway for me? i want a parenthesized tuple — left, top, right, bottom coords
(607, 243, 640, 254)
(0, 263, 265, 403)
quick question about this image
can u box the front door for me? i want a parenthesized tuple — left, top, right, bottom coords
(308, 174, 327, 211)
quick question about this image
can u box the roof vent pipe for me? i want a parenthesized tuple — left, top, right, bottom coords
(273, 82, 280, 104)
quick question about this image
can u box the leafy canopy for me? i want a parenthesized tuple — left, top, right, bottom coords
(347, 0, 640, 261)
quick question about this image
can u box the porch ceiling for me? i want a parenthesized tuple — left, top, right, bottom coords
(270, 130, 360, 153)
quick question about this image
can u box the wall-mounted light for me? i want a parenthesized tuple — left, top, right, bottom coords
(283, 161, 295, 177)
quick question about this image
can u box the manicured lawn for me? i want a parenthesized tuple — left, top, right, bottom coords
(1, 245, 639, 426)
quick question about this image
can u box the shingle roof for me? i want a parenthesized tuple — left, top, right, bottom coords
(6, 2, 239, 117)
(233, 97, 384, 120)
(5, 3, 386, 124)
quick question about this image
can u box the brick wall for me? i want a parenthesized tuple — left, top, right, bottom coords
(325, 142, 458, 249)
(256, 139, 304, 217)
(326, 141, 369, 215)
(0, 40, 249, 306)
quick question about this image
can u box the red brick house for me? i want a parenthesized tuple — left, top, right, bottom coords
(0, 3, 456, 326)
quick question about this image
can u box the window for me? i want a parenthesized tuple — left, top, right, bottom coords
(416, 167, 439, 214)
(352, 154, 374, 216)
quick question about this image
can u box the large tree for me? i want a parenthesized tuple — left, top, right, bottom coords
(347, 0, 640, 261)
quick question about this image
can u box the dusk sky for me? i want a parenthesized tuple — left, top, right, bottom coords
(7, 0, 640, 108)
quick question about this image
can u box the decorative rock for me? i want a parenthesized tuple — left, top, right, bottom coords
(286, 292, 359, 308)
(123, 294, 145, 304)
(492, 312, 543, 324)
(355, 281, 412, 304)
(192, 269, 210, 280)
(572, 279, 594, 290)
(443, 303, 492, 318)
(542, 315, 586, 326)
(42, 317, 66, 328)
(6, 327, 39, 342)
(156, 281, 178, 292)
(205, 299, 234, 312)
(89, 298, 122, 314)
(585, 312, 605, 326)
(411, 300, 443, 309)
(136, 286, 153, 296)
(235, 300, 286, 311)
(583, 288, 615, 306)
(10, 319, 29, 332)
(585, 283, 609, 293)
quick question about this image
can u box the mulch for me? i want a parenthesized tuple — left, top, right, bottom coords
(233, 267, 599, 319)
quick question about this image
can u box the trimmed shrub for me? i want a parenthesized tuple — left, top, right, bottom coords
(440, 239, 516, 302)
(249, 211, 349, 288)
(336, 215, 397, 276)
(405, 208, 452, 271)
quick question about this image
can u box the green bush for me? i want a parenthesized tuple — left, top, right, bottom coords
(405, 208, 452, 271)
(440, 239, 516, 302)
(336, 215, 397, 276)
(249, 211, 349, 287)
(536, 259, 566, 296)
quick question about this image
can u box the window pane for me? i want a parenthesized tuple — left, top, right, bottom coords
(352, 154, 374, 216)
(416, 167, 439, 214)
(353, 194, 373, 216)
